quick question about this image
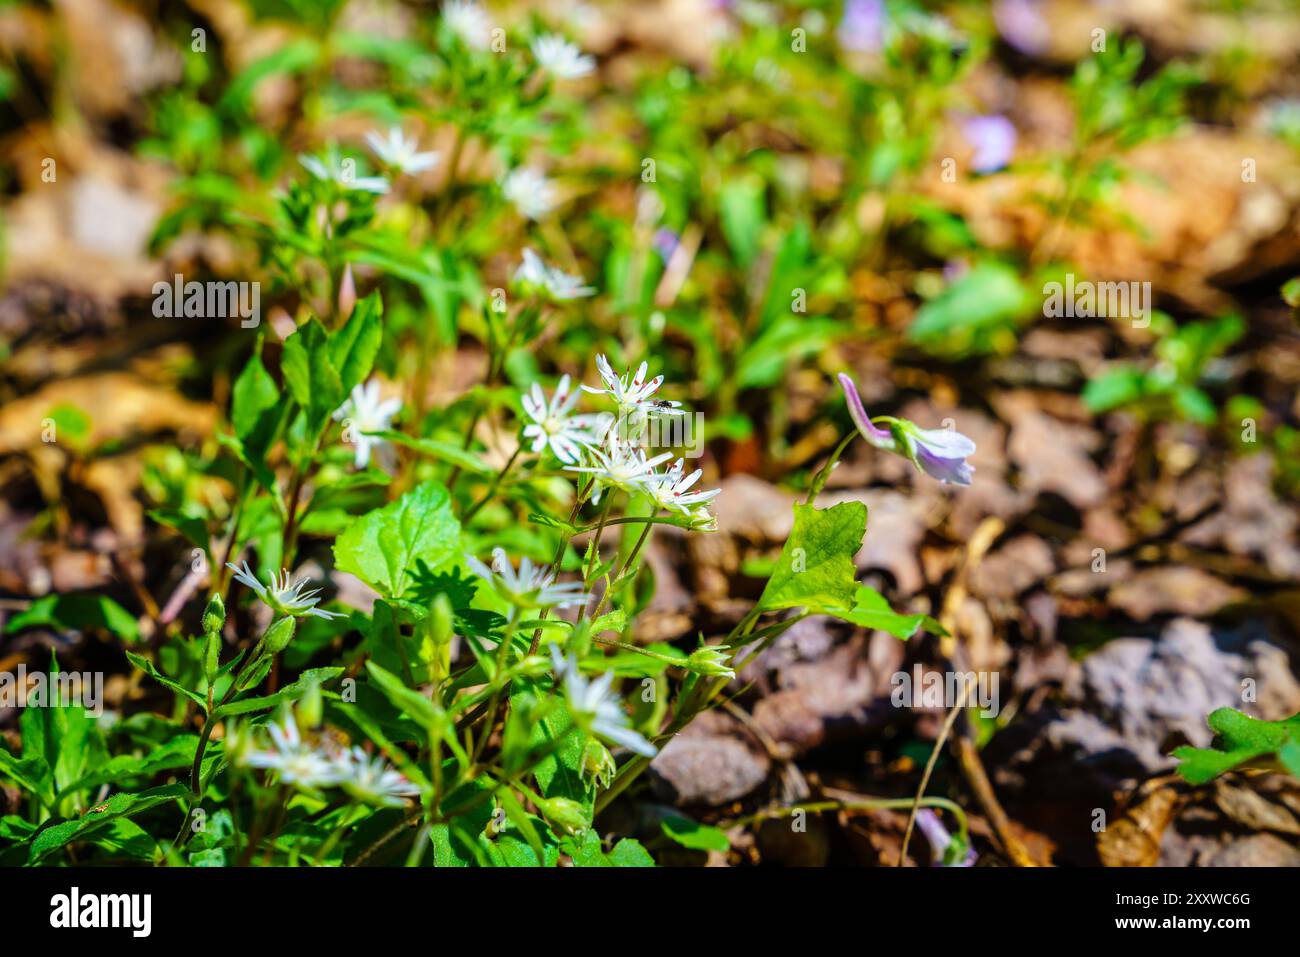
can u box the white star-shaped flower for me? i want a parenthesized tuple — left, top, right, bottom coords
(502, 166, 557, 220)
(238, 716, 347, 787)
(365, 126, 440, 175)
(336, 747, 421, 808)
(226, 561, 344, 620)
(443, 0, 492, 50)
(551, 647, 657, 757)
(565, 442, 674, 504)
(299, 152, 389, 194)
(521, 374, 610, 464)
(581, 354, 684, 421)
(647, 458, 720, 519)
(531, 34, 596, 79)
(514, 248, 595, 301)
(466, 547, 590, 610)
(333, 378, 402, 469)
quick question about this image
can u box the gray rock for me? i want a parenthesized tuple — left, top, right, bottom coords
(648, 711, 770, 807)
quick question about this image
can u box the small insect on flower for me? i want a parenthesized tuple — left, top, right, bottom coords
(443, 0, 492, 50)
(582, 354, 685, 421)
(551, 647, 657, 757)
(238, 716, 347, 788)
(530, 34, 596, 79)
(226, 561, 345, 620)
(365, 126, 440, 175)
(333, 378, 402, 469)
(336, 747, 421, 808)
(514, 248, 595, 301)
(521, 374, 610, 464)
(299, 152, 389, 194)
(565, 443, 674, 504)
(466, 547, 591, 610)
(502, 166, 557, 221)
(647, 458, 721, 520)
(838, 373, 976, 486)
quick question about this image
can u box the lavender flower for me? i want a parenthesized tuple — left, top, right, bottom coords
(837, 0, 885, 53)
(904, 424, 977, 486)
(916, 809, 977, 867)
(652, 228, 680, 263)
(993, 0, 1049, 56)
(962, 114, 1016, 174)
(838, 373, 976, 486)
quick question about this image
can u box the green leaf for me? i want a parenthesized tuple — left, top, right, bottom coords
(281, 317, 343, 432)
(126, 651, 207, 710)
(231, 346, 280, 442)
(219, 38, 322, 115)
(28, 784, 189, 864)
(521, 677, 593, 815)
(606, 837, 655, 867)
(148, 509, 211, 553)
(565, 831, 655, 867)
(333, 482, 461, 598)
(1173, 709, 1300, 785)
(213, 667, 344, 717)
(1083, 366, 1146, 414)
(828, 586, 946, 640)
(329, 292, 383, 396)
(379, 431, 492, 476)
(57, 736, 199, 798)
(909, 262, 1033, 355)
(755, 501, 866, 615)
(0, 747, 49, 801)
(661, 814, 730, 852)
(364, 661, 439, 731)
(7, 594, 139, 643)
(719, 174, 766, 270)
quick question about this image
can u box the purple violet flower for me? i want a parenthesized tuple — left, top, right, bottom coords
(962, 114, 1017, 174)
(838, 373, 976, 486)
(653, 227, 680, 263)
(837, 0, 886, 53)
(916, 809, 977, 867)
(993, 0, 1050, 56)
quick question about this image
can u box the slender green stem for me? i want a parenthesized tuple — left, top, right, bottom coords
(806, 431, 856, 504)
(591, 636, 681, 665)
(463, 442, 522, 522)
(471, 610, 518, 766)
(588, 510, 656, 621)
(727, 797, 970, 851)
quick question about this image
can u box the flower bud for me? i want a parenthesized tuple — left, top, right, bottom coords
(338, 262, 357, 319)
(203, 630, 221, 688)
(536, 796, 590, 836)
(687, 645, 735, 680)
(297, 680, 323, 729)
(202, 593, 225, 636)
(581, 738, 616, 789)
(262, 616, 297, 656)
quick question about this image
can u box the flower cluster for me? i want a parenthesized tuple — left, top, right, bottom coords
(516, 355, 717, 523)
(236, 715, 420, 808)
